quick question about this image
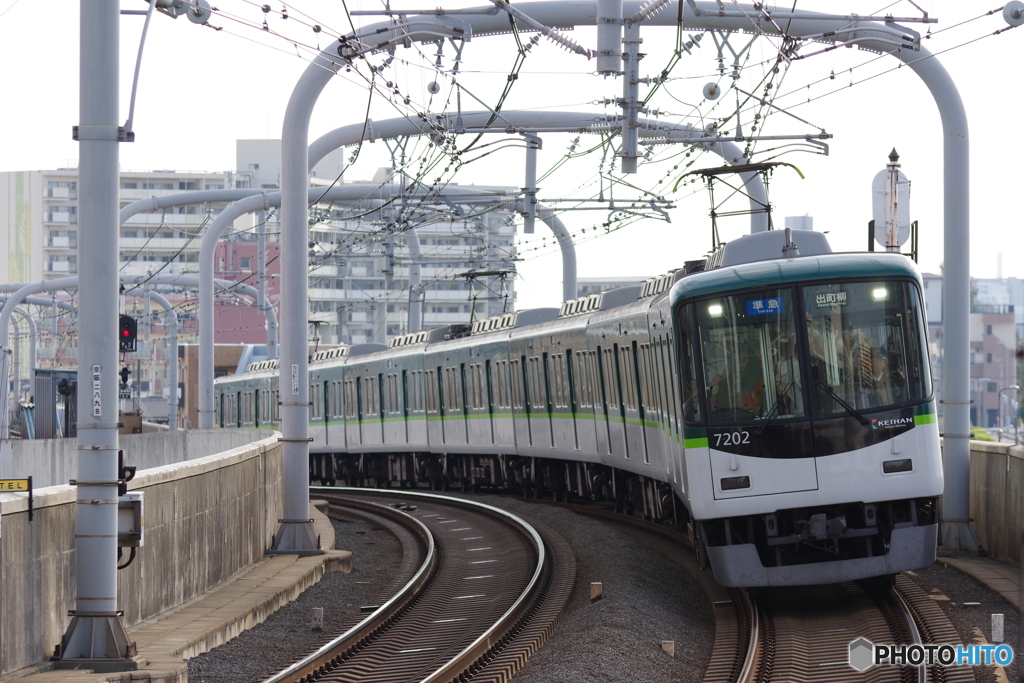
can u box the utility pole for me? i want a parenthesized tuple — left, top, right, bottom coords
(55, 0, 136, 669)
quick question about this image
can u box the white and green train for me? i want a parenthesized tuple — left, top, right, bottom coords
(215, 229, 942, 587)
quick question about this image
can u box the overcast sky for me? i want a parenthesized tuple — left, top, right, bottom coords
(1, 1, 1021, 309)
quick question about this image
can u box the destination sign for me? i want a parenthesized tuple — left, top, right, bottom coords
(746, 297, 784, 315)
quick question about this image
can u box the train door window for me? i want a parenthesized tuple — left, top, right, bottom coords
(527, 357, 542, 410)
(364, 377, 374, 421)
(582, 350, 595, 409)
(393, 373, 400, 413)
(485, 360, 495, 412)
(656, 338, 674, 431)
(509, 359, 522, 409)
(675, 304, 702, 423)
(548, 355, 561, 408)
(641, 343, 657, 421)
(492, 361, 503, 409)
(459, 364, 471, 416)
(566, 349, 579, 412)
(377, 374, 385, 419)
(601, 347, 618, 410)
(542, 353, 554, 413)
(415, 370, 424, 413)
(312, 384, 321, 419)
(401, 371, 409, 417)
(618, 345, 635, 411)
(355, 378, 364, 422)
(468, 365, 477, 410)
(387, 374, 397, 414)
(424, 370, 435, 413)
(436, 367, 447, 417)
(343, 380, 354, 419)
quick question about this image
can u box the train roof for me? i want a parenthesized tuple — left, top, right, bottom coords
(670, 250, 922, 305)
(470, 308, 559, 335)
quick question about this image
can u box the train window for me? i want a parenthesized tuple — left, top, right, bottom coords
(566, 349, 578, 412)
(695, 289, 803, 424)
(639, 344, 656, 419)
(388, 374, 398, 414)
(528, 356, 548, 411)
(362, 377, 375, 418)
(542, 353, 553, 412)
(424, 370, 434, 413)
(602, 348, 619, 410)
(510, 359, 524, 410)
(675, 305, 701, 424)
(444, 367, 461, 411)
(619, 346, 636, 411)
(485, 361, 494, 413)
(802, 280, 932, 416)
(344, 380, 356, 419)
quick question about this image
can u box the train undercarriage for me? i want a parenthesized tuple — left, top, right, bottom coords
(309, 451, 684, 527)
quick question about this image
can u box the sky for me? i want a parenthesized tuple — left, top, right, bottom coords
(0, 0, 1021, 310)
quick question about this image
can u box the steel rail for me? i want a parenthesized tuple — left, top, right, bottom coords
(889, 585, 927, 683)
(321, 487, 549, 683)
(736, 596, 760, 683)
(259, 498, 436, 683)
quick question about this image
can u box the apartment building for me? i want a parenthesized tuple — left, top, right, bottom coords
(0, 144, 520, 398)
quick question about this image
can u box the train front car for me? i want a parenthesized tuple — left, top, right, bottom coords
(671, 231, 942, 587)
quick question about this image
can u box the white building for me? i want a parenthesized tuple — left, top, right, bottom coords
(0, 145, 520, 353)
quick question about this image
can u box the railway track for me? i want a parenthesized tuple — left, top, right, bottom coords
(262, 488, 574, 683)
(529, 499, 975, 683)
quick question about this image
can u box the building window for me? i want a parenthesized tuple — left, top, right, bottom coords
(120, 182, 138, 189)
(178, 181, 199, 191)
(986, 324, 993, 335)
(240, 257, 251, 270)
(988, 382, 998, 393)
(987, 353, 993, 363)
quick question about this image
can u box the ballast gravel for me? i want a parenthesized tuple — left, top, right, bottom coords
(186, 493, 1024, 683)
(186, 494, 714, 683)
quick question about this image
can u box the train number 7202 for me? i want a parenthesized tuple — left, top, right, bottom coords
(714, 431, 750, 447)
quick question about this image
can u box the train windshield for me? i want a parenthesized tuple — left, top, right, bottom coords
(803, 280, 931, 417)
(694, 289, 805, 424)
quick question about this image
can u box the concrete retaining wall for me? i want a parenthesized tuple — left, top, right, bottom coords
(0, 433, 283, 676)
(968, 440, 1024, 566)
(0, 428, 271, 489)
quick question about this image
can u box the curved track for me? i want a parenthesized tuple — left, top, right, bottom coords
(517, 498, 973, 683)
(263, 489, 574, 683)
(738, 574, 975, 683)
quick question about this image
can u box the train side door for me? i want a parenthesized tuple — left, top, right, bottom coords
(485, 360, 496, 445)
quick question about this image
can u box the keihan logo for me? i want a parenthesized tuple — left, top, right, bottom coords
(871, 417, 914, 430)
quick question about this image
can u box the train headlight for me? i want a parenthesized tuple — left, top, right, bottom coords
(872, 287, 889, 300)
(721, 475, 750, 491)
(707, 303, 723, 317)
(882, 458, 913, 474)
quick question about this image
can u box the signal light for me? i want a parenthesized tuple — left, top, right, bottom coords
(119, 315, 137, 352)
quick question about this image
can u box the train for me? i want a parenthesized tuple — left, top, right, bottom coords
(214, 228, 943, 587)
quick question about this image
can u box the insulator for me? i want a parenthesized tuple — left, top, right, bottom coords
(540, 26, 591, 58)
(631, 0, 672, 22)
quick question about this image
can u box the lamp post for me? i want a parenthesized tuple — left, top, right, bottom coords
(999, 385, 1020, 444)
